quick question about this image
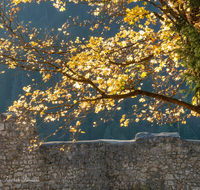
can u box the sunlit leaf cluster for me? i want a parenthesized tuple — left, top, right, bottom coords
(0, 0, 199, 145)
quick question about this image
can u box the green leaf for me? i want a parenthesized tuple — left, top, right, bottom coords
(120, 79, 125, 83)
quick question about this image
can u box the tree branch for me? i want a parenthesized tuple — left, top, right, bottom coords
(105, 90, 200, 113)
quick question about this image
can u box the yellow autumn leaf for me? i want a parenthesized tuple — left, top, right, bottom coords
(181, 120, 186, 124)
(30, 41, 38, 46)
(59, 7, 66, 12)
(141, 72, 147, 78)
(0, 23, 4, 29)
(70, 129, 77, 132)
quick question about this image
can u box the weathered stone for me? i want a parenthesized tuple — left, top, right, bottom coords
(1, 113, 200, 190)
(14, 172, 24, 177)
(191, 188, 200, 190)
(135, 132, 180, 140)
(0, 123, 4, 130)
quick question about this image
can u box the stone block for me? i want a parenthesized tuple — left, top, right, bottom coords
(14, 172, 24, 178)
(168, 181, 174, 185)
(135, 132, 180, 140)
(0, 181, 3, 187)
(0, 123, 4, 130)
(165, 174, 174, 180)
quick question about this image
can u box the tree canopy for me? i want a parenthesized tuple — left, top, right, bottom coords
(0, 0, 200, 147)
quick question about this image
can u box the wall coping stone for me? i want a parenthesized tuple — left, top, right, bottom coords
(134, 132, 180, 139)
(41, 132, 182, 147)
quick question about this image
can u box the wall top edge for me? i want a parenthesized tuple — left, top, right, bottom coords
(0, 112, 17, 122)
(0, 112, 17, 117)
(41, 132, 185, 147)
(1, 112, 199, 145)
(41, 139, 134, 146)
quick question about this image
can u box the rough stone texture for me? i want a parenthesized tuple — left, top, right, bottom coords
(134, 132, 180, 139)
(0, 113, 200, 190)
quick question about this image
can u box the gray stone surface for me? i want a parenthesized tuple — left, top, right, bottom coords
(0, 123, 4, 130)
(135, 132, 180, 139)
(1, 113, 200, 190)
(42, 132, 180, 146)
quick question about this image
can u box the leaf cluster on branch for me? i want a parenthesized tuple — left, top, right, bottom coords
(0, 0, 199, 147)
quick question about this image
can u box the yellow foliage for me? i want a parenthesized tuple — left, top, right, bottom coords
(4, 0, 200, 144)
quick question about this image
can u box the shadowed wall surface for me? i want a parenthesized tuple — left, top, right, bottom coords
(0, 113, 200, 190)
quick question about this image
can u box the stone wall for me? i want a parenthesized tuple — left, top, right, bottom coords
(0, 113, 200, 190)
